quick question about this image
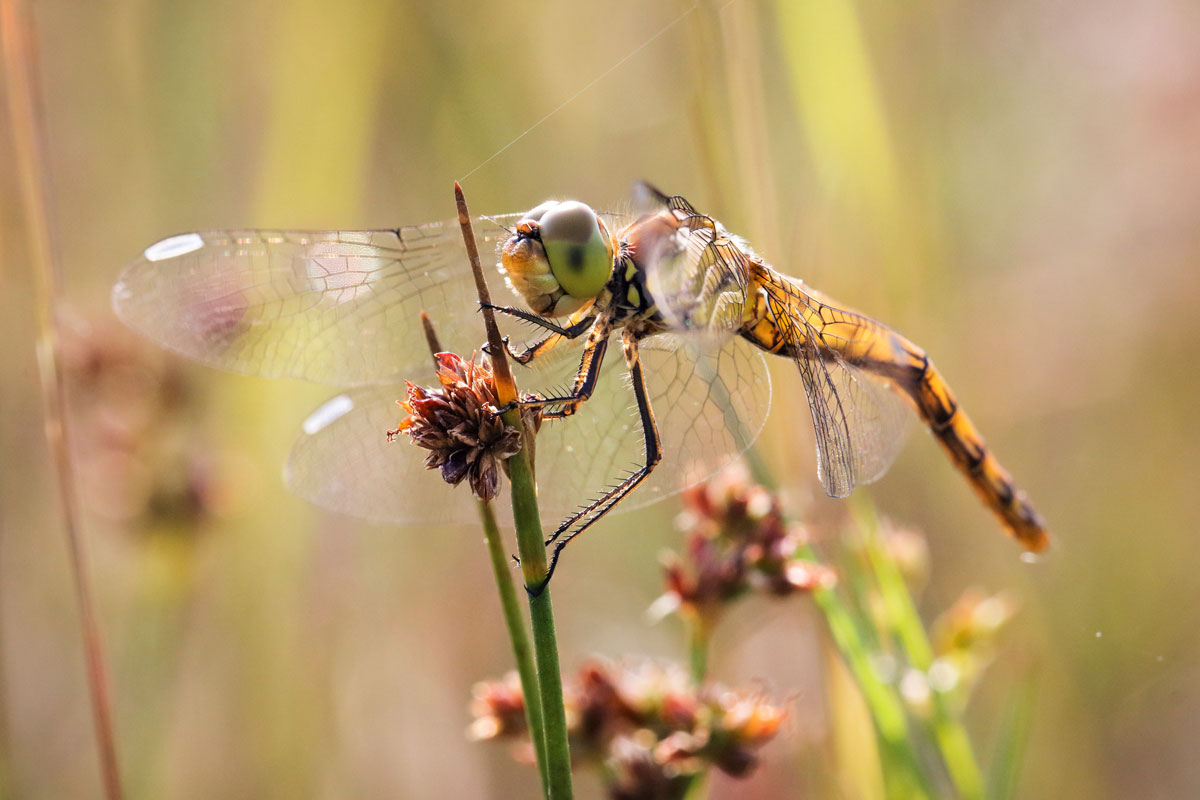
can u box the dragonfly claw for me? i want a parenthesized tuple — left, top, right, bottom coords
(481, 335, 511, 358)
(511, 554, 553, 598)
(523, 544, 564, 598)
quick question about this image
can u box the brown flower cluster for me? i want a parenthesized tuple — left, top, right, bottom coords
(469, 659, 786, 800)
(390, 352, 523, 502)
(59, 310, 233, 528)
(657, 464, 835, 623)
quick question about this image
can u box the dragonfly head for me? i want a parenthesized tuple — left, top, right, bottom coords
(500, 200, 615, 316)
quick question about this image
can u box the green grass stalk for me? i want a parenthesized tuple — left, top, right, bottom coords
(852, 497, 986, 800)
(477, 498, 550, 794)
(419, 310, 550, 792)
(687, 615, 710, 684)
(456, 183, 574, 799)
(505, 449, 574, 799)
(745, 438, 933, 796)
(801, 541, 934, 799)
(987, 673, 1036, 800)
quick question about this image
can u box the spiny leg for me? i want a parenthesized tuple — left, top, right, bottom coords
(506, 315, 593, 365)
(527, 329, 663, 596)
(509, 315, 615, 418)
(480, 302, 594, 363)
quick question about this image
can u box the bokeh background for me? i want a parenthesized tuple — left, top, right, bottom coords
(3, 0, 1199, 797)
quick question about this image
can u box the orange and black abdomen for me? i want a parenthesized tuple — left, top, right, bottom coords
(741, 266, 1050, 552)
(901, 350, 1050, 552)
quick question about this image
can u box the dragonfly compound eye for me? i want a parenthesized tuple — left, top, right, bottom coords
(539, 201, 613, 301)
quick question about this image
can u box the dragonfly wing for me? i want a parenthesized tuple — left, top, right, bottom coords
(531, 333, 771, 516)
(764, 284, 915, 498)
(802, 350, 914, 497)
(637, 207, 753, 342)
(281, 335, 769, 525)
(285, 384, 486, 525)
(112, 215, 524, 386)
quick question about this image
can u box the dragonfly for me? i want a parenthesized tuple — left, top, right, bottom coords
(113, 183, 1049, 581)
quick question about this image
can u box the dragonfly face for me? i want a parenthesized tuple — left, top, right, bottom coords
(499, 200, 616, 317)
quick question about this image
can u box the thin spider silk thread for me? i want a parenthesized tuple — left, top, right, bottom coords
(457, 3, 702, 183)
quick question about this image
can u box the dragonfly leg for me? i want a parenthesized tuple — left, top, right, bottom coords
(509, 319, 596, 365)
(508, 316, 614, 418)
(526, 329, 662, 596)
(480, 302, 592, 337)
(480, 303, 595, 364)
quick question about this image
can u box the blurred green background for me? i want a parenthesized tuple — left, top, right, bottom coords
(3, 0, 1199, 797)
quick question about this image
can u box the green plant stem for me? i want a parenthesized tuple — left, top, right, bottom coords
(686, 614, 710, 684)
(800, 540, 934, 799)
(455, 182, 572, 799)
(477, 499, 549, 795)
(742, 444, 776, 493)
(506, 443, 574, 800)
(853, 498, 986, 800)
(987, 672, 1036, 800)
(741, 436, 932, 796)
(681, 615, 711, 800)
(418, 308, 550, 792)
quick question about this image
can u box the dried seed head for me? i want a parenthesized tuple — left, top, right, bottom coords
(468, 658, 786, 794)
(658, 463, 835, 622)
(609, 731, 693, 800)
(60, 310, 233, 528)
(468, 672, 527, 742)
(390, 352, 523, 502)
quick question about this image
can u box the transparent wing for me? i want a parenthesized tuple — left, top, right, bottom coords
(533, 333, 771, 513)
(803, 353, 914, 497)
(285, 385, 484, 525)
(636, 204, 753, 341)
(112, 216, 523, 386)
(282, 335, 771, 525)
(763, 283, 914, 498)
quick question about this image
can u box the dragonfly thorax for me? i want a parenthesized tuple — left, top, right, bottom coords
(500, 200, 616, 317)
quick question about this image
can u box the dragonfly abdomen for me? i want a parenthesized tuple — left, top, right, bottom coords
(902, 350, 1050, 552)
(740, 265, 1049, 552)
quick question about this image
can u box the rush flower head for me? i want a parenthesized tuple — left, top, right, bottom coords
(467, 671, 528, 743)
(390, 352, 524, 502)
(608, 731, 693, 800)
(59, 311, 232, 528)
(469, 658, 787, 796)
(655, 463, 836, 624)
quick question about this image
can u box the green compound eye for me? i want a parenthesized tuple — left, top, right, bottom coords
(539, 201, 612, 300)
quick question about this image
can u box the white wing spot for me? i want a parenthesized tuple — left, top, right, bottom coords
(144, 233, 204, 261)
(303, 394, 355, 435)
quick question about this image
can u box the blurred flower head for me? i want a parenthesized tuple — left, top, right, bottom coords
(391, 352, 523, 502)
(59, 309, 234, 529)
(933, 588, 1018, 656)
(469, 658, 787, 798)
(467, 671, 528, 742)
(930, 588, 1019, 694)
(656, 463, 835, 624)
(608, 730, 692, 800)
(879, 520, 931, 590)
